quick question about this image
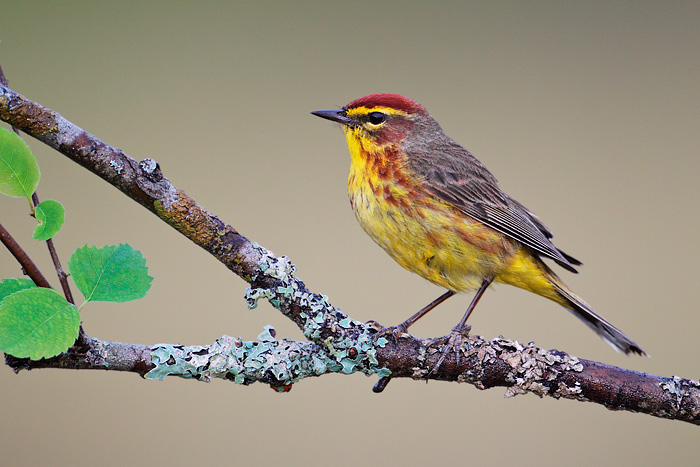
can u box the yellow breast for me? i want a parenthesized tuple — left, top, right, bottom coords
(344, 130, 517, 292)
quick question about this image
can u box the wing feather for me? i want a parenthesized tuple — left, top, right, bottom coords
(405, 135, 580, 272)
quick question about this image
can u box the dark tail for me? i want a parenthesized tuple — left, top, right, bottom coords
(552, 280, 647, 356)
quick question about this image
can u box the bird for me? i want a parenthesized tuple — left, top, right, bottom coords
(311, 93, 645, 361)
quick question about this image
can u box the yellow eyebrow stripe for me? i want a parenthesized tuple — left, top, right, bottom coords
(345, 106, 408, 117)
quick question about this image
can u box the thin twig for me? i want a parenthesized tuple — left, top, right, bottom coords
(0, 223, 52, 288)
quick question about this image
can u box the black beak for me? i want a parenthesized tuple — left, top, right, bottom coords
(311, 109, 353, 126)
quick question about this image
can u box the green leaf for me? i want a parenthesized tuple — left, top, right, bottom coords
(0, 278, 37, 303)
(0, 288, 79, 359)
(68, 244, 153, 303)
(0, 128, 40, 198)
(32, 199, 66, 241)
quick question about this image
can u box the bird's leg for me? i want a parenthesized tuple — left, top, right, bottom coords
(370, 289, 457, 393)
(397, 289, 457, 333)
(371, 290, 456, 340)
(430, 277, 493, 376)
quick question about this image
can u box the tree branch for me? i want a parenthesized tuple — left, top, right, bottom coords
(1, 82, 698, 425)
(7, 328, 699, 424)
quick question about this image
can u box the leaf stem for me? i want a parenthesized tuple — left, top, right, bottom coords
(31, 193, 74, 305)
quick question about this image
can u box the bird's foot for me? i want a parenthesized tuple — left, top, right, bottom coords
(428, 324, 472, 377)
(366, 320, 410, 343)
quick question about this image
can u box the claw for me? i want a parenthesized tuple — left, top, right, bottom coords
(428, 324, 471, 378)
(371, 324, 410, 344)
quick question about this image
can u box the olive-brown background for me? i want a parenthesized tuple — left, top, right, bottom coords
(2, 2, 699, 465)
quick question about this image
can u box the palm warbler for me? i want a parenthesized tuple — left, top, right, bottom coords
(312, 93, 645, 357)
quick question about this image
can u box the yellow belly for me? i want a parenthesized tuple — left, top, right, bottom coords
(349, 168, 519, 293)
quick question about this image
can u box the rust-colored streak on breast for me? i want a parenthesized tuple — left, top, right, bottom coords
(425, 229, 444, 248)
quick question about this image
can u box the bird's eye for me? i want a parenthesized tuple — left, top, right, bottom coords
(368, 112, 386, 125)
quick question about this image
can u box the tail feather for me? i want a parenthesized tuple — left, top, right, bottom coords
(551, 281, 647, 356)
(557, 248, 582, 267)
(496, 250, 646, 356)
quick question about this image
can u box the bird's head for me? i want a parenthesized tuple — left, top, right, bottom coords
(312, 93, 430, 155)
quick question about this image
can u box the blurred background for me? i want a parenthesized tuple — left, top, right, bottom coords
(1, 1, 699, 465)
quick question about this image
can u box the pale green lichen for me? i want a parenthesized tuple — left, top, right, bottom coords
(151, 244, 391, 384)
(242, 244, 390, 380)
(147, 327, 342, 384)
(109, 160, 124, 174)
